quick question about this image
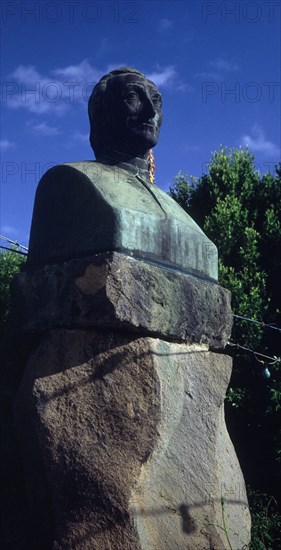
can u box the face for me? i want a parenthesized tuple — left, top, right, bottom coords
(105, 73, 163, 156)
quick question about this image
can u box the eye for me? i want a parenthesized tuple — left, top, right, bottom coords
(124, 91, 139, 101)
(152, 94, 162, 107)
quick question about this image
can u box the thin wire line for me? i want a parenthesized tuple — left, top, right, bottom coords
(227, 341, 280, 364)
(0, 235, 28, 251)
(233, 314, 281, 333)
(0, 245, 28, 256)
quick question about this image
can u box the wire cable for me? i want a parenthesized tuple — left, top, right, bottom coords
(233, 314, 281, 333)
(0, 235, 28, 251)
(0, 245, 28, 256)
(227, 341, 280, 365)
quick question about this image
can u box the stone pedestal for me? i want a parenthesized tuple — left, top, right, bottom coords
(13, 253, 251, 549)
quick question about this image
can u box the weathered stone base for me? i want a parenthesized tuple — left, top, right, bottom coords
(15, 330, 251, 550)
(11, 252, 232, 349)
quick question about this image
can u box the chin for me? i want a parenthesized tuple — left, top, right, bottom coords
(130, 130, 159, 148)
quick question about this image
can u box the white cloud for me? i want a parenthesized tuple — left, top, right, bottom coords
(71, 131, 89, 143)
(66, 131, 90, 149)
(147, 66, 176, 87)
(5, 60, 102, 115)
(12, 64, 41, 82)
(63, 131, 91, 151)
(96, 38, 111, 58)
(101, 64, 188, 92)
(3, 61, 187, 119)
(30, 121, 62, 136)
(240, 125, 280, 158)
(195, 58, 239, 81)
(0, 139, 15, 151)
(183, 32, 195, 44)
(53, 59, 101, 83)
(105, 63, 127, 73)
(184, 144, 200, 152)
(147, 66, 190, 91)
(209, 58, 239, 72)
(5, 65, 67, 115)
(194, 72, 221, 81)
(1, 225, 18, 237)
(158, 18, 174, 31)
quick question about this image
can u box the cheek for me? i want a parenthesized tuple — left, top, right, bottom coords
(155, 115, 162, 132)
(154, 108, 162, 122)
(125, 104, 141, 117)
(118, 105, 136, 127)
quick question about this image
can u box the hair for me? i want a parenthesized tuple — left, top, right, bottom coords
(88, 67, 146, 158)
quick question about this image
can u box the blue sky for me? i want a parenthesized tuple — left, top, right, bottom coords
(1, 0, 280, 248)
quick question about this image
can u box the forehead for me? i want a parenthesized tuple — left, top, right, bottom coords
(108, 73, 159, 95)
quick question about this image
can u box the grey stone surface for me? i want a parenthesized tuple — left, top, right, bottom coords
(27, 161, 218, 281)
(13, 252, 231, 349)
(14, 331, 251, 550)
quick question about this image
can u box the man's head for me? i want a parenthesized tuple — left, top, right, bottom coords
(88, 67, 162, 159)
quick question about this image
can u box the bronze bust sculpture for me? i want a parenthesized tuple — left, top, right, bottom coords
(27, 67, 218, 281)
(88, 67, 162, 176)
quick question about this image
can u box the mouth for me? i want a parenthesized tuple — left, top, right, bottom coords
(141, 122, 155, 128)
(128, 118, 157, 131)
(138, 122, 156, 130)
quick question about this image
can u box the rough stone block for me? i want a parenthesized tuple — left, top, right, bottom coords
(14, 330, 251, 550)
(12, 252, 232, 349)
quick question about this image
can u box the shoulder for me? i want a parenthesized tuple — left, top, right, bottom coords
(63, 160, 129, 184)
(36, 161, 104, 193)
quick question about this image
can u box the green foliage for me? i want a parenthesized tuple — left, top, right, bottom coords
(248, 488, 281, 550)
(0, 247, 29, 548)
(169, 147, 281, 350)
(225, 386, 247, 409)
(169, 147, 281, 543)
(168, 171, 196, 209)
(0, 248, 26, 331)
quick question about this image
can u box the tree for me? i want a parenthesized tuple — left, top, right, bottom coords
(169, 148, 280, 342)
(0, 247, 27, 333)
(0, 248, 28, 549)
(169, 147, 281, 547)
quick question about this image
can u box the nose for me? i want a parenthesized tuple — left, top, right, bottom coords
(142, 95, 156, 118)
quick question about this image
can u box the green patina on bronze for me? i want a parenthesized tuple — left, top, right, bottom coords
(27, 67, 218, 281)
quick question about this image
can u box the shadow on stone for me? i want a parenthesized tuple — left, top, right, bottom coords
(179, 503, 196, 533)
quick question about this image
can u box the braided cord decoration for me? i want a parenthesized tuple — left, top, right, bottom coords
(148, 149, 156, 184)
